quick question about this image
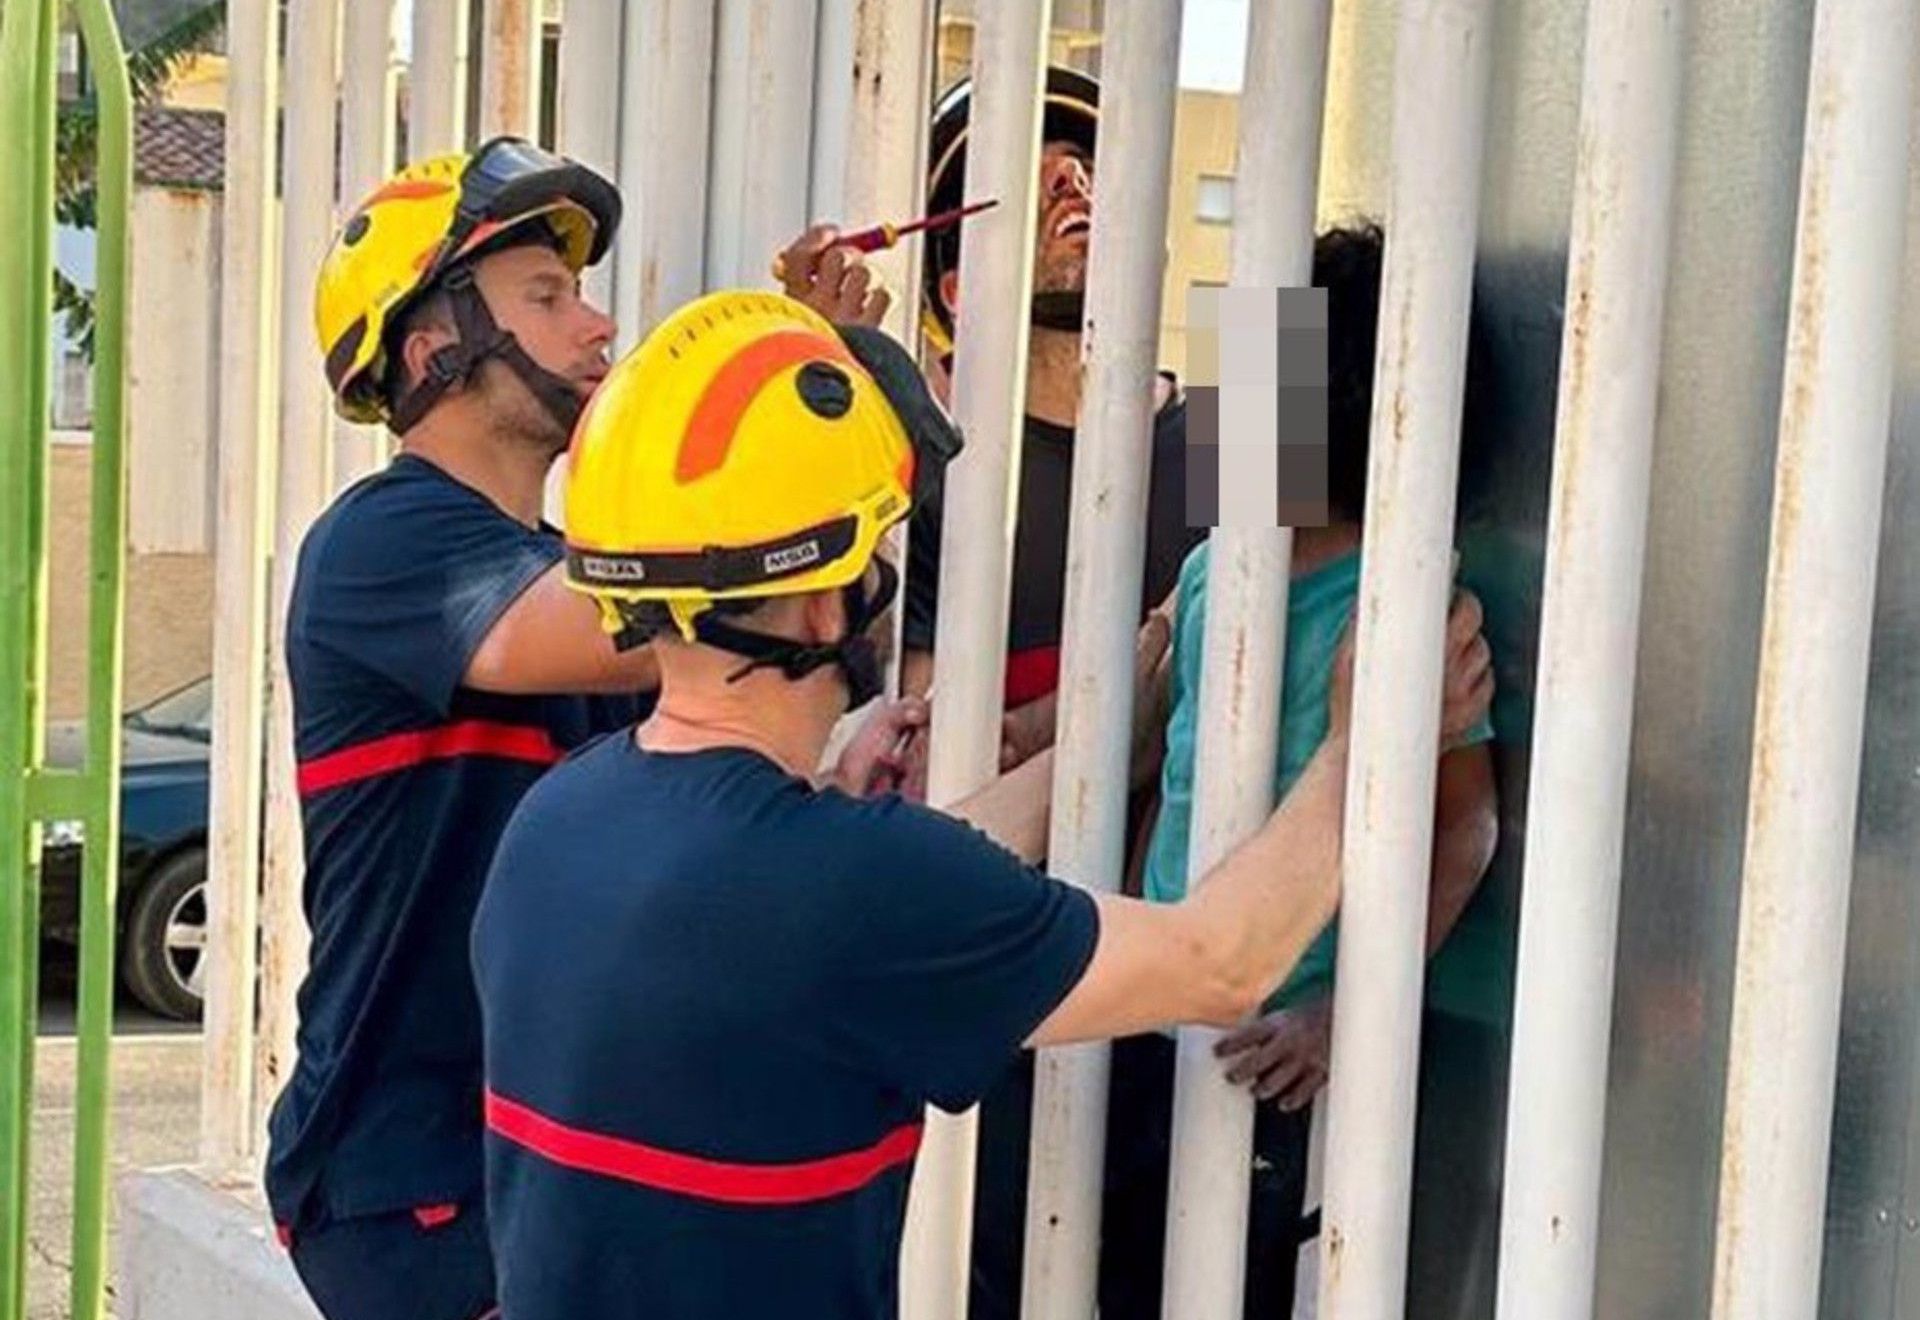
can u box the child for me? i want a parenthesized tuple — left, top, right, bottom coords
(1100, 223, 1501, 1318)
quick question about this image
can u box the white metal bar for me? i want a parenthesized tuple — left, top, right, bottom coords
(1161, 2, 1333, 1314)
(840, 0, 936, 346)
(808, 0, 854, 223)
(1493, 0, 1685, 1314)
(840, 0, 935, 681)
(898, 2, 1051, 1315)
(704, 0, 818, 290)
(198, 0, 279, 1179)
(1710, 1, 1918, 1315)
(612, 0, 716, 350)
(557, 0, 623, 313)
(340, 0, 396, 241)
(548, 0, 624, 527)
(1021, 4, 1185, 1314)
(1316, 1, 1494, 1315)
(334, 0, 396, 488)
(409, 0, 470, 157)
(478, 0, 541, 140)
(256, 0, 341, 1147)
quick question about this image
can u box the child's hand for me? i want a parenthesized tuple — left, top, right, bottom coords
(1440, 590, 1493, 747)
(1129, 610, 1174, 787)
(1215, 993, 1334, 1111)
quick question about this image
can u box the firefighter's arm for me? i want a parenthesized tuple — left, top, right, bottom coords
(465, 561, 661, 696)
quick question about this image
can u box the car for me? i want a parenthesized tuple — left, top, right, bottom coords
(41, 675, 212, 1021)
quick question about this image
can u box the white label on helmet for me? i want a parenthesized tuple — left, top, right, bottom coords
(582, 555, 646, 582)
(763, 541, 822, 575)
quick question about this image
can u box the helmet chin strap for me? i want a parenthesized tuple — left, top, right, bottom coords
(388, 264, 588, 436)
(690, 558, 900, 715)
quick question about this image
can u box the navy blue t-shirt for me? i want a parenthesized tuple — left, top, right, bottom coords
(265, 454, 649, 1228)
(473, 737, 1099, 1319)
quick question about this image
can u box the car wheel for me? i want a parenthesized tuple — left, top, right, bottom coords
(121, 849, 207, 1022)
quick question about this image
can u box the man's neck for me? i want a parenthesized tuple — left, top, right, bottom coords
(638, 670, 840, 781)
(1024, 326, 1083, 428)
(401, 422, 553, 528)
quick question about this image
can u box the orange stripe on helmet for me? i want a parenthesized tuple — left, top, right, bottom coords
(358, 178, 457, 209)
(676, 330, 859, 484)
(452, 217, 512, 260)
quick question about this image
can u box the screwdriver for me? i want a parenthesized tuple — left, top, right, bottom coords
(771, 199, 1000, 283)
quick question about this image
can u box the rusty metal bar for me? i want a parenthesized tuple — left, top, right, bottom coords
(898, 1, 1052, 1315)
(1021, 2, 1185, 1312)
(612, 0, 717, 349)
(1161, 3, 1333, 1314)
(558, 0, 624, 312)
(200, 0, 281, 1178)
(1316, 0, 1495, 1315)
(705, 0, 819, 288)
(1494, 0, 1685, 1315)
(335, 0, 396, 486)
(479, 0, 542, 140)
(410, 0, 471, 156)
(1710, 0, 1919, 1315)
(256, 0, 341, 1148)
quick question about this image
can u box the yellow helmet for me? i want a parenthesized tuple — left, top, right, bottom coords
(564, 291, 962, 647)
(315, 136, 620, 429)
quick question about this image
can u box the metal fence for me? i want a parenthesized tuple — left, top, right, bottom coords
(7, 0, 1919, 1318)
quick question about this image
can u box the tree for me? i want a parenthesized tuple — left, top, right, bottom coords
(56, 0, 226, 358)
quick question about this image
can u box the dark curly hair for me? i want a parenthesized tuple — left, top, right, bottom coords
(1314, 220, 1495, 525)
(1315, 222, 1385, 524)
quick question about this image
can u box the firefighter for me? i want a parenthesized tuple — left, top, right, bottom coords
(271, 138, 898, 1320)
(470, 290, 1494, 1318)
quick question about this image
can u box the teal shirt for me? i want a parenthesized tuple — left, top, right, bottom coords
(1142, 540, 1495, 1015)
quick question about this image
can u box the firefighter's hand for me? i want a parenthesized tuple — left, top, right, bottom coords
(1215, 993, 1333, 1111)
(833, 697, 929, 797)
(776, 225, 892, 327)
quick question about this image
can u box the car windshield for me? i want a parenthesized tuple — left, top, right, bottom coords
(127, 676, 212, 741)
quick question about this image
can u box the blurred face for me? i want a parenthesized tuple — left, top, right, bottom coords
(1033, 139, 1093, 295)
(468, 242, 616, 450)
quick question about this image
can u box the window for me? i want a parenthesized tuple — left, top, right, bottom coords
(1195, 174, 1235, 226)
(52, 349, 92, 431)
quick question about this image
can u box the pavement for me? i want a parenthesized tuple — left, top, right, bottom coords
(28, 946, 202, 1320)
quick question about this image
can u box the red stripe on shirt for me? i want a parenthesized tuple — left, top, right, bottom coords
(1004, 645, 1062, 709)
(484, 1089, 922, 1206)
(297, 721, 564, 796)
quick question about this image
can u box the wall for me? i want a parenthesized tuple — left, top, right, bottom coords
(1158, 88, 1237, 376)
(47, 439, 213, 723)
(128, 185, 222, 555)
(44, 181, 223, 722)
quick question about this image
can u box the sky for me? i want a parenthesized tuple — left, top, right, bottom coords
(388, 1, 1252, 92)
(1177, 0, 1253, 92)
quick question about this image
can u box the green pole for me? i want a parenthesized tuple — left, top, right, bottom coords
(64, 0, 129, 1314)
(15, 17, 55, 1316)
(0, 2, 56, 1317)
